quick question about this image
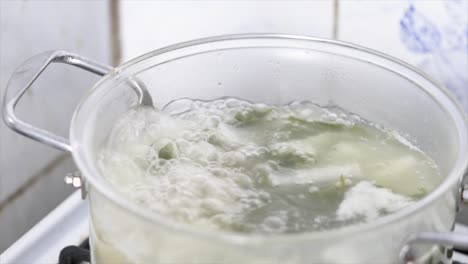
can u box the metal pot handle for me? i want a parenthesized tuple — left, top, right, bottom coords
(2, 50, 152, 152)
(400, 179, 468, 263)
(399, 231, 468, 263)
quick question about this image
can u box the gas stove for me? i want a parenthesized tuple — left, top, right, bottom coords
(1, 191, 88, 263)
(1, 190, 468, 264)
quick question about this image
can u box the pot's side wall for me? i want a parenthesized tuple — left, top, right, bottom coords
(87, 184, 457, 264)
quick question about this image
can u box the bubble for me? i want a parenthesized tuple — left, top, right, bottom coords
(308, 186, 319, 193)
(224, 98, 241, 108)
(261, 215, 287, 233)
(252, 103, 270, 113)
(162, 98, 194, 115)
(221, 151, 246, 167)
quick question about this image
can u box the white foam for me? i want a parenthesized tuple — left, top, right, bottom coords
(336, 181, 414, 221)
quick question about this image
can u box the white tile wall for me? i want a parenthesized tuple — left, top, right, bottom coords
(338, 0, 468, 110)
(120, 0, 334, 61)
(0, 0, 111, 251)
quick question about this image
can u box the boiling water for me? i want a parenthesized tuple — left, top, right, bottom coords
(98, 98, 441, 234)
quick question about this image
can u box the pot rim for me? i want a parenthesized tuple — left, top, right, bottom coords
(70, 34, 468, 245)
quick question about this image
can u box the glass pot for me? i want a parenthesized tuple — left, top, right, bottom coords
(3, 35, 468, 263)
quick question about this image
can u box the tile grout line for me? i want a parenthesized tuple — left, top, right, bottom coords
(332, 0, 340, 40)
(110, 0, 121, 66)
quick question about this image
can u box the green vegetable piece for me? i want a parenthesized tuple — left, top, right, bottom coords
(287, 116, 345, 130)
(275, 152, 312, 167)
(234, 108, 272, 124)
(417, 186, 427, 196)
(234, 112, 247, 122)
(285, 116, 368, 139)
(269, 143, 315, 167)
(159, 142, 177, 160)
(409, 187, 428, 199)
(340, 175, 346, 191)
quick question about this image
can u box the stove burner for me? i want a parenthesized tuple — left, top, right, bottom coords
(59, 239, 90, 264)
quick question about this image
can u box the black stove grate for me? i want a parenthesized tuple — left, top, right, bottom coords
(59, 239, 90, 264)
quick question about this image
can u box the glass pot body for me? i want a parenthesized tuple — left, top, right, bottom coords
(66, 35, 468, 263)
